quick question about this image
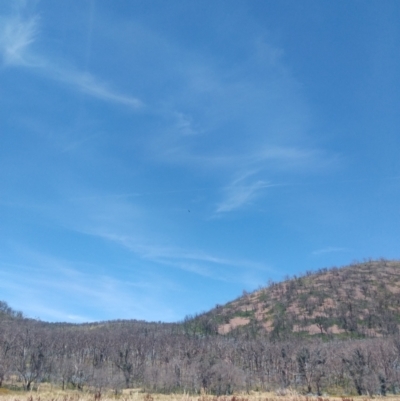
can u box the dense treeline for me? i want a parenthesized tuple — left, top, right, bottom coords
(1, 311, 400, 395)
(0, 301, 23, 320)
(1, 260, 400, 396)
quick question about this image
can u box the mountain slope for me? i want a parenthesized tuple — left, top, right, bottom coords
(187, 259, 400, 339)
(3, 259, 400, 340)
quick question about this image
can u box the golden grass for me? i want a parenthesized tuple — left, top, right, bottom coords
(1, 390, 400, 401)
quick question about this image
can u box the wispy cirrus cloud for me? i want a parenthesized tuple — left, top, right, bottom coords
(22, 189, 270, 285)
(215, 173, 271, 214)
(0, 249, 177, 322)
(140, 41, 340, 216)
(0, 14, 38, 66)
(86, 229, 270, 284)
(214, 145, 339, 214)
(49, 67, 143, 109)
(0, 7, 143, 109)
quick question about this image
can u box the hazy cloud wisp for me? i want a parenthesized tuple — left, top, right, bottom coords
(0, 10, 143, 109)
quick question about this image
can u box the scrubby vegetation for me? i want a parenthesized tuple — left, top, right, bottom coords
(189, 259, 400, 339)
(1, 260, 400, 396)
(0, 391, 395, 401)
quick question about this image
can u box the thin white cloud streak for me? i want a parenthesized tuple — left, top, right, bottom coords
(54, 188, 270, 276)
(148, 140, 336, 216)
(312, 247, 349, 256)
(3, 186, 271, 283)
(214, 145, 340, 214)
(82, 229, 270, 282)
(0, 253, 176, 322)
(215, 169, 279, 214)
(0, 11, 143, 109)
(0, 15, 38, 66)
(25, 304, 91, 323)
(174, 112, 197, 136)
(156, 144, 338, 174)
(252, 146, 333, 169)
(216, 180, 269, 213)
(136, 30, 340, 215)
(107, 233, 266, 269)
(51, 68, 143, 109)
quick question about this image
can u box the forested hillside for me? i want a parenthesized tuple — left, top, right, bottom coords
(186, 259, 400, 339)
(1, 260, 400, 396)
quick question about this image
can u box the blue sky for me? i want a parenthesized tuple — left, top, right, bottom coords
(1, 0, 400, 323)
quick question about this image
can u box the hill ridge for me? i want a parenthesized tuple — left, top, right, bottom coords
(185, 258, 400, 339)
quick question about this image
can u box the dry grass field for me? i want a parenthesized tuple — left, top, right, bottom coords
(1, 388, 400, 401)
